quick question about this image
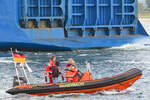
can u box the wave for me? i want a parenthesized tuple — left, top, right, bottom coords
(0, 57, 13, 63)
(97, 88, 134, 95)
(110, 44, 150, 50)
(78, 54, 88, 57)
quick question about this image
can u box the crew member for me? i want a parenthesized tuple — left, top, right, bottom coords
(65, 58, 79, 82)
(44, 55, 56, 83)
(52, 61, 64, 83)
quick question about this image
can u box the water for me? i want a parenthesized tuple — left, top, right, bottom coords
(0, 45, 150, 100)
(1, 19, 150, 100)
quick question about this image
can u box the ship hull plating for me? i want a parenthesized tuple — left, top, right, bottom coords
(0, 0, 149, 51)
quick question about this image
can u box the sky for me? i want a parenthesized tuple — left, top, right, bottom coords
(139, 0, 145, 3)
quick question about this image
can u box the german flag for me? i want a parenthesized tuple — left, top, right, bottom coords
(13, 52, 26, 63)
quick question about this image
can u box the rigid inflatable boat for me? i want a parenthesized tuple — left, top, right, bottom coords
(7, 68, 142, 95)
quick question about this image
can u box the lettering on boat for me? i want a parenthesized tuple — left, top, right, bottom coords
(59, 82, 85, 88)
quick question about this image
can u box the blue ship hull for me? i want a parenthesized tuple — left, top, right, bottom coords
(0, 0, 149, 51)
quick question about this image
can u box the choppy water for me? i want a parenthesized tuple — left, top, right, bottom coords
(0, 45, 150, 100)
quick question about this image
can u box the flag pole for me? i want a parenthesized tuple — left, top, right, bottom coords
(10, 48, 21, 85)
(24, 62, 33, 84)
(21, 63, 30, 84)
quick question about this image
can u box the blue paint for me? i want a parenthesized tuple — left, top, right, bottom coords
(0, 0, 149, 51)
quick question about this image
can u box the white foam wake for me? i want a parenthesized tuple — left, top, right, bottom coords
(110, 44, 150, 50)
(0, 57, 13, 63)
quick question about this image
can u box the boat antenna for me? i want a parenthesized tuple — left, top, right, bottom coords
(85, 61, 92, 73)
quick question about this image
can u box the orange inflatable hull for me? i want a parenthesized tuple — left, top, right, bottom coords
(6, 68, 142, 95)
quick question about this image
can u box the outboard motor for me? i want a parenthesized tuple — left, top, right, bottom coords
(13, 76, 27, 87)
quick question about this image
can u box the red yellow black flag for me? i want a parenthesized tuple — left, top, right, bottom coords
(13, 52, 26, 63)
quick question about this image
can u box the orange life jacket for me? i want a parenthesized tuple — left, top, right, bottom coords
(65, 65, 78, 82)
(71, 67, 78, 82)
(44, 60, 55, 83)
(44, 60, 55, 73)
